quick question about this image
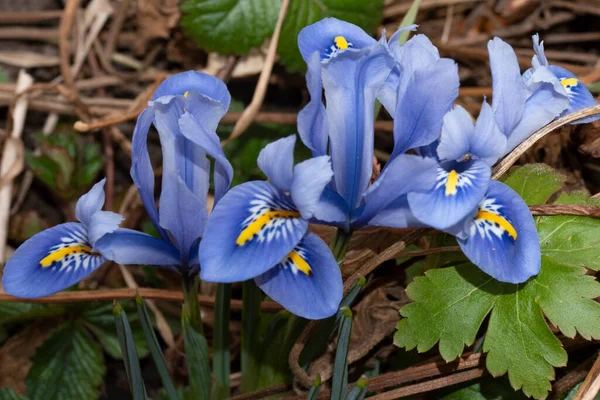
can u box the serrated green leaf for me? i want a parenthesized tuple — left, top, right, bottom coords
(277, 0, 384, 72)
(440, 376, 527, 400)
(25, 322, 105, 400)
(502, 164, 564, 205)
(0, 388, 27, 400)
(395, 257, 600, 399)
(180, 0, 280, 54)
(538, 192, 600, 270)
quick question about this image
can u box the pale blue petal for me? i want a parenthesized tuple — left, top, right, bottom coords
(311, 189, 350, 228)
(407, 160, 491, 230)
(87, 211, 123, 245)
(394, 34, 440, 96)
(458, 181, 540, 283)
(183, 88, 230, 134)
(356, 154, 438, 226)
(548, 65, 600, 124)
(322, 41, 394, 209)
(387, 24, 419, 60)
(531, 33, 548, 68)
(199, 181, 308, 283)
(257, 135, 296, 192)
(178, 112, 233, 203)
(365, 196, 426, 228)
(392, 57, 459, 156)
(291, 156, 333, 219)
(255, 232, 342, 320)
(3, 223, 105, 298)
(469, 102, 507, 165)
(297, 18, 376, 63)
(488, 37, 527, 136)
(94, 228, 181, 267)
(75, 178, 106, 227)
(437, 106, 474, 162)
(297, 53, 328, 156)
(377, 67, 401, 115)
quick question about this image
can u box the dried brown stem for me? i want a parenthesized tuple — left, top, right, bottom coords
(0, 10, 63, 23)
(229, 383, 291, 400)
(530, 205, 600, 218)
(59, 0, 80, 89)
(0, 27, 59, 41)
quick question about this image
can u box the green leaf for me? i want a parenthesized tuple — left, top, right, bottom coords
(277, 0, 384, 72)
(397, 0, 422, 45)
(180, 0, 280, 54)
(113, 302, 147, 400)
(213, 283, 232, 399)
(0, 388, 27, 400)
(25, 322, 105, 400)
(538, 192, 600, 270)
(182, 322, 211, 400)
(25, 153, 59, 189)
(501, 164, 564, 205)
(440, 376, 527, 400)
(331, 307, 352, 400)
(394, 257, 600, 399)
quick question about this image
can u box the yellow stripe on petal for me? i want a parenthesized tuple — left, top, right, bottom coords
(334, 36, 349, 50)
(183, 91, 189, 98)
(40, 245, 96, 268)
(561, 78, 579, 89)
(476, 210, 517, 240)
(236, 210, 301, 246)
(288, 251, 312, 275)
(445, 170, 459, 196)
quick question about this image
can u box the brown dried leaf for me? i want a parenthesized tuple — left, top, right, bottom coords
(135, 0, 180, 54)
(578, 121, 600, 158)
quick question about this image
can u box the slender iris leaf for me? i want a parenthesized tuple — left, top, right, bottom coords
(241, 279, 262, 392)
(213, 283, 232, 399)
(182, 319, 211, 400)
(345, 376, 369, 400)
(332, 307, 353, 400)
(306, 375, 321, 400)
(136, 295, 179, 400)
(0, 388, 27, 400)
(114, 302, 147, 400)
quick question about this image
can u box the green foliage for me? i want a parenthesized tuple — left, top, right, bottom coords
(25, 322, 105, 400)
(113, 303, 147, 400)
(277, 0, 384, 72)
(395, 257, 600, 398)
(538, 192, 600, 270)
(0, 388, 27, 400)
(25, 130, 103, 199)
(182, 322, 211, 399)
(440, 376, 527, 400)
(501, 164, 564, 205)
(180, 0, 280, 54)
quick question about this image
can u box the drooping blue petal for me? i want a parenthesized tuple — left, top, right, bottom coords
(392, 57, 459, 157)
(505, 81, 569, 153)
(130, 107, 168, 240)
(457, 181, 540, 283)
(407, 160, 491, 230)
(178, 112, 233, 203)
(297, 18, 376, 63)
(297, 52, 328, 157)
(2, 223, 105, 298)
(311, 189, 350, 229)
(255, 232, 342, 320)
(183, 86, 230, 135)
(355, 154, 438, 227)
(291, 156, 333, 220)
(94, 228, 181, 268)
(87, 210, 123, 245)
(321, 41, 394, 210)
(469, 102, 507, 165)
(436, 106, 474, 163)
(365, 195, 426, 229)
(257, 135, 295, 191)
(488, 37, 527, 136)
(75, 178, 107, 227)
(159, 171, 207, 257)
(548, 65, 600, 124)
(199, 181, 308, 283)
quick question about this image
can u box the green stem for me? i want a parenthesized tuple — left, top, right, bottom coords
(213, 283, 232, 399)
(331, 228, 353, 267)
(182, 274, 203, 334)
(241, 279, 262, 392)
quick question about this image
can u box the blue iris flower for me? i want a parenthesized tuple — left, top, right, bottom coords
(3, 71, 234, 298)
(199, 135, 343, 320)
(295, 18, 455, 231)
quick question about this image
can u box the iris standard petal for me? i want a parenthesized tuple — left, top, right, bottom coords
(183, 88, 230, 134)
(291, 155, 333, 219)
(3, 223, 105, 298)
(311, 188, 350, 228)
(365, 196, 426, 229)
(199, 181, 308, 283)
(87, 210, 123, 245)
(548, 65, 600, 124)
(75, 178, 107, 227)
(356, 154, 438, 226)
(159, 171, 207, 256)
(297, 52, 328, 157)
(322, 41, 394, 210)
(130, 107, 166, 238)
(297, 18, 376, 63)
(505, 81, 569, 153)
(387, 24, 419, 61)
(255, 232, 342, 320)
(152, 71, 231, 112)
(178, 112, 234, 203)
(458, 181, 540, 283)
(469, 102, 507, 165)
(407, 160, 491, 230)
(257, 135, 296, 192)
(488, 37, 527, 136)
(394, 34, 440, 95)
(392, 57, 459, 157)
(531, 33, 548, 68)
(94, 228, 181, 267)
(436, 105, 474, 163)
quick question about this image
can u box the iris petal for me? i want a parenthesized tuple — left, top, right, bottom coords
(255, 232, 342, 320)
(458, 181, 540, 283)
(152, 71, 231, 112)
(257, 135, 295, 192)
(3, 223, 105, 298)
(75, 178, 107, 227)
(199, 181, 308, 283)
(297, 53, 328, 157)
(407, 160, 491, 230)
(548, 65, 600, 124)
(291, 155, 333, 219)
(436, 105, 474, 163)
